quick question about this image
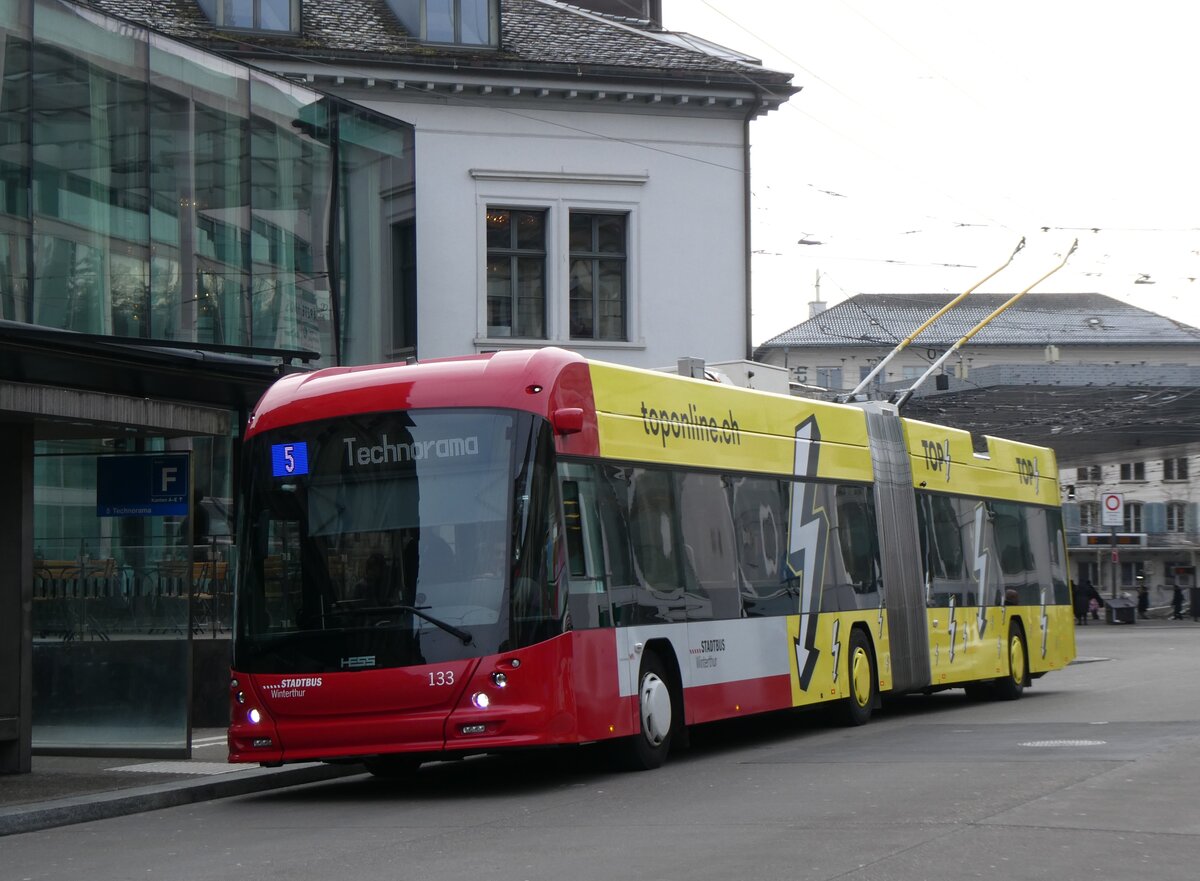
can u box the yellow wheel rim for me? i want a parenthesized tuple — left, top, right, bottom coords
(850, 646, 872, 708)
(1009, 635, 1026, 685)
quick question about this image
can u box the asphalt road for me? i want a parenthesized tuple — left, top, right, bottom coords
(7, 623, 1200, 881)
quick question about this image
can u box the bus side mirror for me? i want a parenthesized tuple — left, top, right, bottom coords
(552, 407, 584, 435)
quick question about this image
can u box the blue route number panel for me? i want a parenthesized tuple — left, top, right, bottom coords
(271, 442, 309, 477)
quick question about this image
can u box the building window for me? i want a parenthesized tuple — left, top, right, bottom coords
(1120, 561, 1146, 588)
(197, 0, 300, 32)
(1124, 502, 1143, 533)
(568, 212, 627, 341)
(386, 0, 499, 46)
(486, 208, 546, 339)
(1119, 462, 1145, 481)
(1076, 465, 1101, 482)
(858, 365, 881, 389)
(1164, 457, 1189, 481)
(816, 366, 843, 389)
(1079, 501, 1099, 532)
(1167, 502, 1188, 533)
(902, 366, 922, 380)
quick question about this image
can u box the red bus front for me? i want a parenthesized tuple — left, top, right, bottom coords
(229, 386, 625, 766)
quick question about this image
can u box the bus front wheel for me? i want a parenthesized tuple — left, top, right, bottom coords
(619, 651, 676, 771)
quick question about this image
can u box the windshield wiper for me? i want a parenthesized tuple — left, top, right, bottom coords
(357, 603, 473, 645)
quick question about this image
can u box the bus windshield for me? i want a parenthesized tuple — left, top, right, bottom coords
(234, 408, 564, 673)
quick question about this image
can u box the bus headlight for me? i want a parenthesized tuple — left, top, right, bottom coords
(471, 692, 490, 709)
(491, 672, 508, 688)
(248, 708, 262, 724)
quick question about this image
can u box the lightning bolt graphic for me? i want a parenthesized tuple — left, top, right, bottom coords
(944, 437, 952, 482)
(788, 417, 829, 691)
(948, 595, 958, 663)
(830, 618, 843, 683)
(973, 504, 990, 639)
(1033, 456, 1040, 496)
(877, 594, 886, 639)
(1040, 587, 1049, 658)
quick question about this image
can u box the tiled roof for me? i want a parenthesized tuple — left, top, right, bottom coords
(80, 0, 794, 88)
(755, 293, 1200, 354)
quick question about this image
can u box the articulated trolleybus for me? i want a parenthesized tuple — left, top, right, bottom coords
(229, 348, 1075, 774)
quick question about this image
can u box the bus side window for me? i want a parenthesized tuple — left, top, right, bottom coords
(826, 484, 881, 611)
(730, 475, 790, 617)
(600, 465, 678, 626)
(559, 466, 614, 629)
(677, 472, 742, 621)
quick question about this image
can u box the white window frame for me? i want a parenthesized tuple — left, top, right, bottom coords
(1167, 502, 1187, 533)
(1120, 461, 1146, 482)
(471, 170, 647, 351)
(1164, 457, 1189, 481)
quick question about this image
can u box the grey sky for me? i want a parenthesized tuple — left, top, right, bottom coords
(665, 1, 1200, 342)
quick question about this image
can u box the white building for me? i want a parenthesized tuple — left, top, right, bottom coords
(754, 293, 1200, 596)
(92, 0, 795, 369)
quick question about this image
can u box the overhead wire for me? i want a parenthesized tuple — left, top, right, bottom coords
(187, 3, 1198, 326)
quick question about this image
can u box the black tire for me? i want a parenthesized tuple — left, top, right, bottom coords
(363, 754, 422, 779)
(993, 622, 1028, 701)
(617, 651, 676, 771)
(841, 628, 876, 726)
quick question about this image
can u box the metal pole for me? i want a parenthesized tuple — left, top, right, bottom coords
(1109, 527, 1118, 599)
(841, 238, 1025, 402)
(895, 240, 1078, 410)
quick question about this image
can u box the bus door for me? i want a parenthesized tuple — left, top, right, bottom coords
(559, 463, 614, 630)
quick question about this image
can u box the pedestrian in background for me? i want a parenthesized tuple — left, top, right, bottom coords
(1171, 585, 1185, 620)
(1074, 580, 1093, 625)
(1137, 584, 1149, 619)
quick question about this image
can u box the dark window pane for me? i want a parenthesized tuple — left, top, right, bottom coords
(515, 210, 543, 250)
(486, 209, 509, 250)
(597, 214, 624, 252)
(569, 258, 592, 338)
(425, 0, 455, 41)
(485, 206, 545, 340)
(516, 257, 544, 337)
(677, 472, 741, 619)
(486, 257, 512, 336)
(569, 213, 591, 251)
(597, 259, 624, 338)
(568, 212, 626, 341)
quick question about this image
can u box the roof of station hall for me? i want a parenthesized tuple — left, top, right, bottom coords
(755, 293, 1200, 355)
(80, 0, 796, 94)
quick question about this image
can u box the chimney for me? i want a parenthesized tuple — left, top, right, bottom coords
(809, 269, 826, 319)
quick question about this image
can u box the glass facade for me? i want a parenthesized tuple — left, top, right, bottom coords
(1, 0, 415, 752)
(2, 0, 415, 363)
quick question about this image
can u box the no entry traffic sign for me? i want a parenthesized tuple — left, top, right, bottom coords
(1101, 492, 1124, 527)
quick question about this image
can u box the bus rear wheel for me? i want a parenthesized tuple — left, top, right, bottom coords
(841, 629, 876, 726)
(993, 623, 1027, 701)
(618, 651, 676, 771)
